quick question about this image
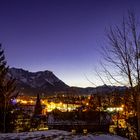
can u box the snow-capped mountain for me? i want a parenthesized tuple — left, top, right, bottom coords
(9, 68, 127, 96)
(9, 68, 69, 96)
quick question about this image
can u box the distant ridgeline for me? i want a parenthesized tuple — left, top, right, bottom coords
(9, 68, 127, 96)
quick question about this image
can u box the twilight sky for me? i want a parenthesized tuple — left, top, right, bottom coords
(0, 0, 140, 87)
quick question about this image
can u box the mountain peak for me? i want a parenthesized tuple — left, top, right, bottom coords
(9, 67, 69, 96)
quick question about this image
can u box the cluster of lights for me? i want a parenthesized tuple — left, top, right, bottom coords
(16, 99, 34, 104)
(44, 101, 80, 112)
(106, 107, 123, 112)
(17, 98, 80, 113)
(16, 97, 125, 114)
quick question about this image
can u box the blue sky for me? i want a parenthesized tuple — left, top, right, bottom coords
(0, 0, 140, 87)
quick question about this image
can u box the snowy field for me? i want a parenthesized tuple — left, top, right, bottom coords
(0, 130, 128, 140)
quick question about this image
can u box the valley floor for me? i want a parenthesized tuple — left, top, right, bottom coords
(0, 130, 128, 140)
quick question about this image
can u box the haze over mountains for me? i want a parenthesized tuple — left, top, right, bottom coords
(9, 68, 126, 96)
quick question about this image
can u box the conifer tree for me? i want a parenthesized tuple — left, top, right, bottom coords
(34, 93, 42, 116)
(0, 44, 18, 132)
(31, 93, 42, 129)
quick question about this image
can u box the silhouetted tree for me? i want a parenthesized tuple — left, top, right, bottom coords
(34, 93, 42, 116)
(31, 93, 42, 129)
(98, 11, 140, 139)
(0, 44, 18, 132)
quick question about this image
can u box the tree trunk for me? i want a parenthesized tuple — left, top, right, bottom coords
(137, 94, 140, 139)
(3, 97, 6, 133)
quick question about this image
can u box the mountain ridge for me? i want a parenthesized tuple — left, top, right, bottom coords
(9, 67, 70, 96)
(9, 68, 127, 96)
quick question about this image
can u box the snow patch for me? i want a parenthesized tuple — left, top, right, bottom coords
(0, 130, 128, 140)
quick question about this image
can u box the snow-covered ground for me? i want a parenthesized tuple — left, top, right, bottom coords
(0, 130, 128, 140)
